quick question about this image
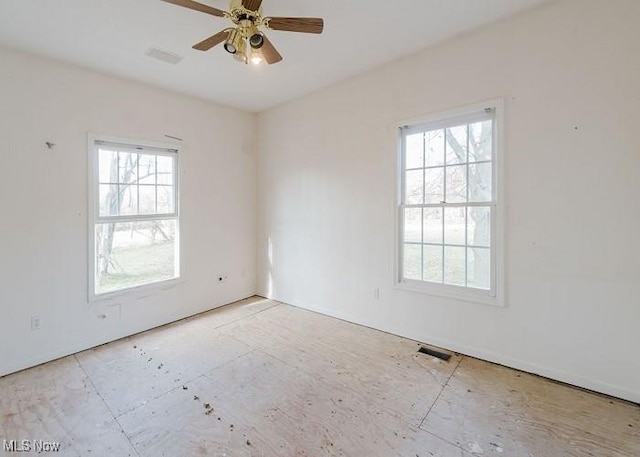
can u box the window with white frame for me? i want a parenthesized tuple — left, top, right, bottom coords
(89, 137, 180, 297)
(398, 104, 501, 303)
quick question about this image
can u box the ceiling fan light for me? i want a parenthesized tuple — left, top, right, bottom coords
(233, 36, 248, 63)
(250, 46, 264, 65)
(249, 33, 264, 49)
(223, 28, 241, 54)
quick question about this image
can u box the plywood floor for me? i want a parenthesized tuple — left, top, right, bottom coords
(1, 297, 638, 456)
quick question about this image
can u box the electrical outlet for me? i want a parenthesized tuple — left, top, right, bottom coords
(31, 316, 42, 330)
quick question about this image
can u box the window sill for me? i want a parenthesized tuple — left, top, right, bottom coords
(395, 279, 504, 308)
(89, 276, 183, 303)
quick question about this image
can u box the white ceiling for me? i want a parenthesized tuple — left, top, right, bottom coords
(0, 0, 550, 112)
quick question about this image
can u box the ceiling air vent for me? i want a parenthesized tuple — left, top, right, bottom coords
(145, 48, 183, 65)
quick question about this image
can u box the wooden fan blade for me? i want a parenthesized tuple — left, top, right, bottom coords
(193, 29, 229, 51)
(162, 0, 226, 18)
(242, 0, 262, 11)
(265, 17, 324, 34)
(261, 35, 283, 64)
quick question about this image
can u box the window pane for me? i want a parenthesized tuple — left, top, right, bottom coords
(444, 207, 466, 246)
(98, 149, 118, 183)
(405, 133, 424, 169)
(445, 165, 467, 203)
(118, 184, 138, 216)
(119, 152, 138, 185)
(468, 207, 491, 248)
(403, 243, 421, 281)
(95, 220, 178, 294)
(425, 167, 444, 204)
(446, 125, 467, 165)
(469, 162, 492, 203)
(399, 114, 496, 294)
(423, 245, 443, 283)
(425, 129, 445, 167)
(423, 208, 443, 244)
(139, 185, 156, 214)
(157, 156, 174, 185)
(404, 208, 422, 243)
(469, 120, 492, 163)
(157, 186, 175, 214)
(444, 246, 465, 286)
(468, 247, 490, 290)
(138, 154, 156, 185)
(99, 184, 119, 217)
(405, 170, 424, 204)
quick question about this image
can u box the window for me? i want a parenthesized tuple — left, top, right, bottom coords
(89, 136, 180, 298)
(397, 102, 503, 305)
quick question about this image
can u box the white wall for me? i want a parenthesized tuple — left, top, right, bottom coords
(0, 46, 257, 376)
(257, 0, 640, 403)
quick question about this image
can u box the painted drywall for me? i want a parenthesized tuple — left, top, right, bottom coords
(0, 46, 257, 376)
(257, 0, 640, 403)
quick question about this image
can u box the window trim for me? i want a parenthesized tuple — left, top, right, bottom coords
(87, 134, 183, 302)
(393, 98, 505, 307)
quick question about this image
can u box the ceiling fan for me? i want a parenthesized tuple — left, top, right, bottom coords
(162, 0, 324, 65)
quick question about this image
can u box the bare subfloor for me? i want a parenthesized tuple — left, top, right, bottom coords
(1, 297, 638, 456)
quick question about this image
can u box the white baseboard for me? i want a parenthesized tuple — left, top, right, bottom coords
(0, 293, 255, 378)
(282, 299, 640, 405)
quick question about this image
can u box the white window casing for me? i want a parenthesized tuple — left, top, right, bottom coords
(88, 134, 181, 301)
(395, 99, 505, 307)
